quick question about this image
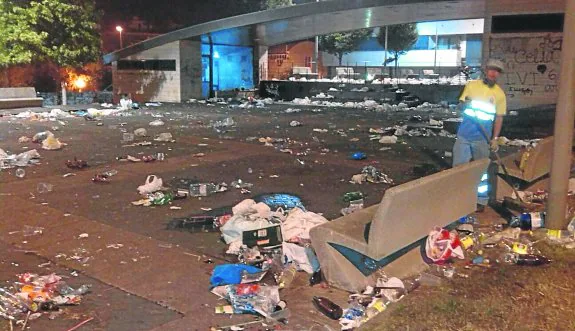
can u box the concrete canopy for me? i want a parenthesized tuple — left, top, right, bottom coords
(103, 0, 485, 64)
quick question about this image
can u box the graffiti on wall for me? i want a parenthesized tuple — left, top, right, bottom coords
(489, 34, 562, 106)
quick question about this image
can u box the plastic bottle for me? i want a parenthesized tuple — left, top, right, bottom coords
(278, 264, 298, 289)
(189, 183, 218, 197)
(313, 296, 343, 320)
(37, 183, 53, 194)
(568, 217, 575, 233)
(517, 212, 546, 230)
(505, 253, 551, 266)
(363, 298, 387, 321)
(72, 284, 91, 295)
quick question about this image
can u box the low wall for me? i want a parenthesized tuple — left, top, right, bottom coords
(259, 80, 463, 104)
(38, 91, 113, 106)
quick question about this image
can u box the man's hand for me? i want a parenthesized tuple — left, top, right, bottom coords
(490, 138, 500, 152)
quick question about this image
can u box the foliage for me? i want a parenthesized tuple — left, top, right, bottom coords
(319, 29, 373, 65)
(0, 0, 101, 68)
(0, 0, 45, 66)
(376, 23, 418, 73)
(261, 0, 293, 10)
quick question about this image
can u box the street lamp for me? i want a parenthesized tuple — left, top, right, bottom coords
(116, 26, 123, 49)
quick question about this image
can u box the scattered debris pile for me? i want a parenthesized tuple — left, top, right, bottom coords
(0, 272, 91, 325)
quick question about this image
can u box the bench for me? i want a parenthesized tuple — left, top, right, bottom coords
(292, 66, 318, 78)
(0, 87, 43, 109)
(494, 136, 555, 200)
(310, 159, 489, 292)
(422, 69, 440, 80)
(335, 67, 360, 79)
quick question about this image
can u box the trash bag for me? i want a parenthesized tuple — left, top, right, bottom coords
(282, 208, 328, 242)
(220, 215, 272, 244)
(154, 132, 173, 142)
(226, 284, 280, 317)
(210, 264, 262, 287)
(282, 242, 320, 274)
(425, 227, 464, 263)
(134, 128, 147, 136)
(41, 134, 65, 150)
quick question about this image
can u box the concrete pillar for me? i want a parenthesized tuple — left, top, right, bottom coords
(547, 0, 575, 229)
(179, 40, 203, 101)
(254, 45, 269, 84)
(481, 10, 492, 66)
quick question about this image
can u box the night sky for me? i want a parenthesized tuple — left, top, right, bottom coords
(97, 0, 265, 32)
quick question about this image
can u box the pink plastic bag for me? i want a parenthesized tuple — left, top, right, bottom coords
(425, 227, 464, 263)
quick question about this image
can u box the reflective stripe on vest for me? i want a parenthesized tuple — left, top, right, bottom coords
(463, 100, 496, 122)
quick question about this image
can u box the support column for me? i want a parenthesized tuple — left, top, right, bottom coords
(547, 0, 575, 229)
(180, 40, 203, 100)
(481, 6, 492, 66)
(254, 44, 269, 85)
(208, 35, 214, 99)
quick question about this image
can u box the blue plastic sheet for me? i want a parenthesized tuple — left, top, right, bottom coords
(210, 264, 262, 287)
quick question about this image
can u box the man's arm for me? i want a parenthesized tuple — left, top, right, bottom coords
(492, 115, 503, 139)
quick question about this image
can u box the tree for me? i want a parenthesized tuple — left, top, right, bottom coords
(0, 0, 45, 67)
(261, 0, 293, 10)
(319, 29, 373, 65)
(376, 23, 418, 77)
(0, 0, 101, 70)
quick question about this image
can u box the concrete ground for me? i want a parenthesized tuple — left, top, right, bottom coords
(0, 101, 555, 330)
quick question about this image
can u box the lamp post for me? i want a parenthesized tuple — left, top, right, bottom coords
(116, 26, 123, 49)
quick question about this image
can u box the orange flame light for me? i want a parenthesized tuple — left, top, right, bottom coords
(64, 71, 91, 92)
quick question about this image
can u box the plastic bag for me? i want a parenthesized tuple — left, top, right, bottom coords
(210, 264, 262, 287)
(425, 227, 464, 263)
(226, 284, 280, 317)
(42, 134, 65, 150)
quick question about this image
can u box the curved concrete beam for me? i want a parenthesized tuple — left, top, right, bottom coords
(103, 0, 485, 64)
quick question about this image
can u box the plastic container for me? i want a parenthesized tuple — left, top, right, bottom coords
(15, 168, 25, 178)
(37, 183, 53, 194)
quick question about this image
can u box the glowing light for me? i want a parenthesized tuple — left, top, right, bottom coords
(74, 77, 87, 90)
(213, 51, 220, 59)
(116, 26, 123, 33)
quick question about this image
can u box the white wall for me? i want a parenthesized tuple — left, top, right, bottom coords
(322, 49, 461, 67)
(417, 19, 484, 36)
(489, 33, 562, 109)
(113, 41, 181, 103)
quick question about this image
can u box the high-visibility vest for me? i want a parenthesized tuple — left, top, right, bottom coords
(463, 100, 496, 122)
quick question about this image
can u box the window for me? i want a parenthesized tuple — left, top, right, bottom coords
(117, 60, 176, 71)
(437, 36, 460, 50)
(492, 14, 564, 33)
(411, 36, 432, 50)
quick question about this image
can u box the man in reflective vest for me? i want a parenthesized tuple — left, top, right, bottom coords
(453, 59, 507, 208)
